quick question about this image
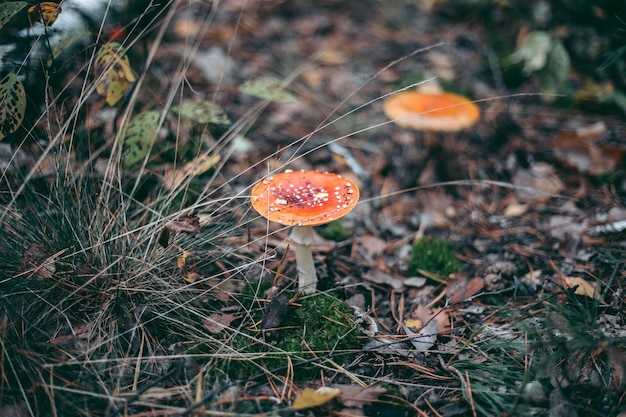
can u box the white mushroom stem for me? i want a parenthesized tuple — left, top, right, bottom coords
(290, 225, 317, 294)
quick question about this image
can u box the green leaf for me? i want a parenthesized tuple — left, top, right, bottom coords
(509, 31, 571, 98)
(238, 77, 298, 103)
(509, 31, 552, 75)
(0, 73, 26, 141)
(123, 110, 160, 166)
(537, 38, 570, 95)
(0, 2, 27, 30)
(48, 31, 91, 65)
(171, 99, 231, 125)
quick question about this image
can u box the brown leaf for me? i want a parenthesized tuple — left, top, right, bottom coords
(446, 272, 485, 304)
(176, 250, 198, 284)
(261, 293, 290, 330)
(363, 267, 404, 292)
(28, 2, 62, 26)
(203, 313, 236, 334)
(513, 162, 564, 203)
(609, 347, 626, 389)
(158, 228, 170, 248)
(335, 384, 387, 409)
(354, 234, 388, 259)
(165, 215, 200, 236)
(553, 125, 624, 175)
(409, 305, 451, 335)
(162, 154, 220, 191)
(49, 334, 81, 346)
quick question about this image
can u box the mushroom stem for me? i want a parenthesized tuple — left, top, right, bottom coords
(290, 225, 317, 294)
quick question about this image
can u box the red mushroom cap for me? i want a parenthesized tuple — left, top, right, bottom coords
(383, 91, 480, 132)
(250, 170, 360, 226)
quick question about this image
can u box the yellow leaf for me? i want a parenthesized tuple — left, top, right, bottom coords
(176, 251, 190, 270)
(177, 250, 198, 284)
(562, 276, 602, 302)
(94, 42, 136, 106)
(503, 202, 528, 217)
(183, 271, 199, 284)
(403, 318, 423, 330)
(292, 387, 341, 410)
(28, 2, 61, 26)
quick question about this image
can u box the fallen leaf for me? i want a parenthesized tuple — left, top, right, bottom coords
(176, 250, 198, 284)
(261, 293, 290, 330)
(520, 270, 544, 291)
(403, 318, 423, 329)
(336, 384, 387, 408)
(158, 228, 170, 248)
(238, 77, 298, 103)
(49, 334, 81, 346)
(292, 387, 341, 410)
(503, 202, 528, 217)
(513, 162, 564, 203)
(553, 125, 624, 175)
(166, 215, 200, 236)
(122, 110, 159, 165)
(354, 235, 388, 259)
(418, 191, 456, 228)
(403, 318, 437, 352)
(94, 42, 136, 106)
(171, 100, 230, 125)
(318, 48, 349, 65)
(28, 2, 61, 26)
(203, 313, 236, 334)
(561, 276, 603, 301)
(404, 277, 427, 288)
(409, 305, 451, 335)
(163, 154, 221, 191)
(446, 272, 485, 304)
(352, 305, 378, 337)
(363, 267, 404, 292)
(182, 271, 199, 284)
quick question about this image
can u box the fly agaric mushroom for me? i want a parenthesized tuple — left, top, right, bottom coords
(383, 90, 480, 148)
(250, 169, 359, 294)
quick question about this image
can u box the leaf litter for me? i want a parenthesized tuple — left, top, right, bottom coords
(0, 1, 625, 416)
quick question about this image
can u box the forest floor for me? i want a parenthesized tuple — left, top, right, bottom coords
(1, 1, 625, 416)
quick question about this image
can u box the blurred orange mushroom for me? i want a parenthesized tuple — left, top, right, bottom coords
(383, 91, 480, 132)
(383, 90, 480, 148)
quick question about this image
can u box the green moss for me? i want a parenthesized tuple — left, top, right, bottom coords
(317, 220, 351, 242)
(408, 237, 462, 279)
(224, 292, 361, 380)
